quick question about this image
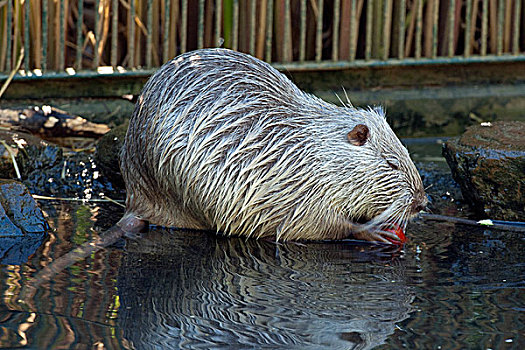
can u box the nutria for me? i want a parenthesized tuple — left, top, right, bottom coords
(22, 49, 426, 299)
(119, 48, 427, 244)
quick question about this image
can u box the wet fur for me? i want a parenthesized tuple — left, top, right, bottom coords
(121, 48, 426, 242)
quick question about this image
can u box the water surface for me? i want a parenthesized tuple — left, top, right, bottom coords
(0, 201, 523, 349)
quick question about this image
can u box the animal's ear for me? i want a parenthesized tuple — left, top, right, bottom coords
(347, 124, 369, 146)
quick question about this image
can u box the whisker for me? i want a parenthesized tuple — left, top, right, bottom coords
(365, 195, 414, 234)
(342, 86, 353, 108)
(334, 91, 345, 107)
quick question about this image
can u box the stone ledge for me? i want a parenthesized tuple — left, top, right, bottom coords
(442, 121, 525, 221)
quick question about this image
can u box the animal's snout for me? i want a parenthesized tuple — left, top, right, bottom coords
(411, 191, 428, 214)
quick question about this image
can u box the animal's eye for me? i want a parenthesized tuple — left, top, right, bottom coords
(386, 158, 400, 170)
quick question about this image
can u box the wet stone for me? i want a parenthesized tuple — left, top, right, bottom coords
(442, 121, 525, 221)
(19, 149, 121, 200)
(95, 122, 128, 190)
(0, 180, 49, 236)
(1, 129, 121, 200)
(0, 180, 48, 264)
(0, 130, 52, 179)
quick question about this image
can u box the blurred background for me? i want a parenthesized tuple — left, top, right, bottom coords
(1, 0, 524, 136)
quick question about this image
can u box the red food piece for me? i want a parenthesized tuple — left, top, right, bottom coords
(384, 224, 407, 245)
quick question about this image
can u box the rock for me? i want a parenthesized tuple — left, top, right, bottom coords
(442, 121, 525, 221)
(1, 129, 121, 200)
(19, 148, 120, 200)
(0, 180, 49, 235)
(0, 130, 54, 179)
(0, 180, 48, 264)
(16, 140, 64, 179)
(95, 122, 128, 189)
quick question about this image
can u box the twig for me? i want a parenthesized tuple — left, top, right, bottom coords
(0, 140, 21, 179)
(61, 160, 67, 180)
(100, 194, 126, 208)
(0, 47, 24, 99)
(32, 194, 125, 206)
(421, 213, 525, 232)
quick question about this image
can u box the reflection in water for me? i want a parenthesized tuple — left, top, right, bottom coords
(118, 229, 413, 349)
(0, 203, 129, 349)
(0, 203, 523, 349)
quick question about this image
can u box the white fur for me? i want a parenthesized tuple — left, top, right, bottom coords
(121, 49, 426, 241)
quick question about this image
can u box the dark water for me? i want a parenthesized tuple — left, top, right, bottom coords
(0, 200, 523, 349)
